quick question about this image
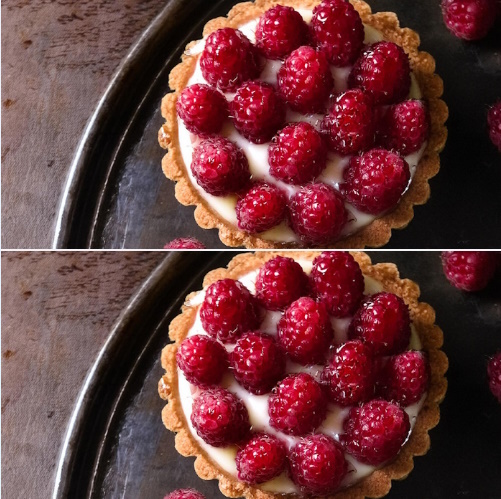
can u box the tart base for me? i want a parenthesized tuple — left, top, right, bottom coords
(158, 252, 448, 499)
(158, 0, 448, 249)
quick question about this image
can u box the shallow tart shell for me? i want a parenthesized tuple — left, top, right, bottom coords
(158, 0, 448, 249)
(158, 251, 448, 499)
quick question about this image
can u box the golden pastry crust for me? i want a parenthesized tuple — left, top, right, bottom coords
(158, 251, 448, 499)
(159, 0, 448, 249)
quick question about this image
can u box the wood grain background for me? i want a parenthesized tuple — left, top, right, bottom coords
(1, 252, 165, 497)
(1, 0, 166, 248)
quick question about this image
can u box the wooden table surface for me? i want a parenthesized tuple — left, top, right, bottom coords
(1, 0, 166, 249)
(1, 252, 166, 498)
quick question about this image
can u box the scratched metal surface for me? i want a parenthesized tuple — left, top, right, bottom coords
(53, 0, 501, 249)
(53, 252, 501, 498)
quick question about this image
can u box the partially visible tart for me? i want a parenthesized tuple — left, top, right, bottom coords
(159, 0, 448, 248)
(159, 252, 448, 498)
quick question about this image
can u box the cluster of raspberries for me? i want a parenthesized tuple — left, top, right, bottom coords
(440, 251, 501, 405)
(175, 253, 431, 495)
(440, 0, 501, 153)
(176, 0, 432, 245)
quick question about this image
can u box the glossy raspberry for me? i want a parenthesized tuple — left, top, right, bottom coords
(278, 297, 333, 365)
(191, 387, 250, 447)
(289, 434, 348, 495)
(230, 81, 286, 144)
(441, 251, 498, 291)
(349, 41, 411, 105)
(230, 332, 286, 395)
(378, 100, 430, 155)
(311, 251, 364, 317)
(321, 340, 375, 406)
(190, 137, 251, 196)
(268, 373, 327, 435)
(164, 237, 206, 249)
(342, 399, 410, 465)
(200, 28, 260, 91)
(349, 292, 411, 356)
(377, 350, 430, 406)
(200, 279, 261, 343)
(255, 256, 309, 311)
(176, 84, 228, 136)
(311, 0, 364, 66)
(289, 183, 348, 245)
(340, 148, 410, 215)
(176, 334, 228, 387)
(277, 46, 334, 113)
(236, 183, 287, 233)
(164, 489, 206, 499)
(321, 89, 375, 155)
(236, 433, 287, 484)
(269, 122, 327, 185)
(487, 351, 501, 403)
(487, 100, 501, 152)
(255, 5, 310, 60)
(441, 0, 497, 40)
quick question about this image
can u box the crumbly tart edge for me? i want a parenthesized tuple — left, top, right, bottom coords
(158, 251, 448, 499)
(158, 0, 448, 249)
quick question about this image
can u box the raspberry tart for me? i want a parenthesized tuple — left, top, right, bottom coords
(159, 0, 447, 248)
(158, 251, 448, 498)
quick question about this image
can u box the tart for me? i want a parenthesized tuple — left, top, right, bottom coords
(158, 251, 448, 498)
(158, 0, 448, 248)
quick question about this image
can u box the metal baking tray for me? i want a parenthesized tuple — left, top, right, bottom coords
(52, 0, 501, 249)
(52, 252, 501, 498)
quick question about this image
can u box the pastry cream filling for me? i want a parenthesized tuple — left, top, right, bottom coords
(177, 9, 426, 243)
(178, 260, 426, 493)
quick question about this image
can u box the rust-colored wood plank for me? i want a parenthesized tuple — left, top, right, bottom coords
(1, 0, 166, 248)
(1, 251, 165, 497)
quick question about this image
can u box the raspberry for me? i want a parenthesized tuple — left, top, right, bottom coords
(176, 84, 228, 136)
(164, 237, 206, 249)
(230, 81, 286, 144)
(176, 334, 228, 387)
(441, 251, 498, 291)
(190, 137, 251, 196)
(340, 148, 410, 215)
(236, 433, 287, 484)
(200, 28, 261, 91)
(269, 122, 327, 185)
(348, 292, 411, 356)
(200, 279, 261, 343)
(377, 350, 430, 406)
(289, 434, 348, 495)
(311, 251, 364, 317)
(378, 99, 430, 155)
(349, 41, 411, 105)
(230, 332, 286, 395)
(255, 255, 310, 311)
(321, 89, 375, 155)
(341, 399, 411, 465)
(441, 0, 497, 40)
(236, 182, 287, 233)
(277, 297, 333, 365)
(255, 5, 310, 60)
(268, 373, 327, 435)
(191, 387, 251, 447)
(164, 489, 206, 499)
(311, 0, 364, 66)
(277, 46, 334, 113)
(487, 351, 501, 403)
(321, 340, 375, 406)
(289, 183, 348, 245)
(487, 100, 501, 152)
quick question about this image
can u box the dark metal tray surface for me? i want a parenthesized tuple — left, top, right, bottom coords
(52, 252, 501, 498)
(53, 0, 501, 249)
